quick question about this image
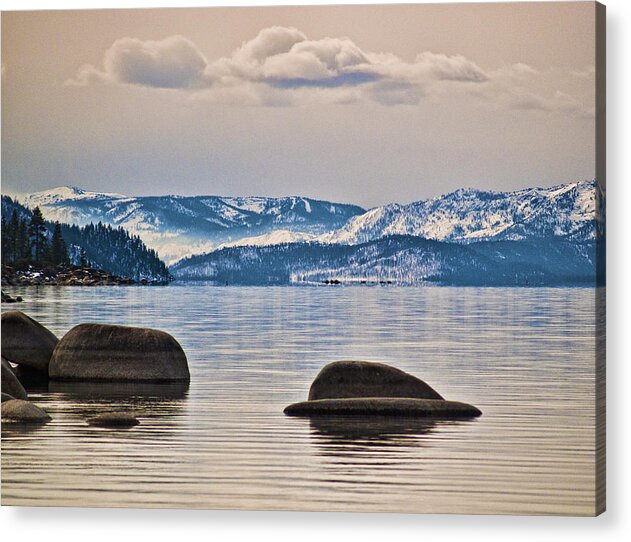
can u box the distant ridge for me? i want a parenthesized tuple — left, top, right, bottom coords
(5, 179, 603, 282)
(318, 179, 600, 246)
(9, 187, 365, 264)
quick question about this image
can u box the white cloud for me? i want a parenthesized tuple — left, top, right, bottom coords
(69, 35, 210, 89)
(67, 26, 591, 114)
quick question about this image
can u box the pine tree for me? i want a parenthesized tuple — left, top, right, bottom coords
(79, 247, 87, 268)
(1, 215, 9, 263)
(8, 210, 20, 262)
(49, 222, 69, 266)
(28, 206, 49, 264)
(17, 218, 29, 263)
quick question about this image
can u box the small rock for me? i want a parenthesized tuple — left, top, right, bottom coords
(1, 392, 16, 402)
(87, 412, 140, 427)
(1, 399, 51, 424)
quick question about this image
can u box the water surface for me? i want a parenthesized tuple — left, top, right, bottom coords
(1, 285, 598, 515)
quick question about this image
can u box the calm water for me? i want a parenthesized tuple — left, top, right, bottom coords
(1, 285, 599, 515)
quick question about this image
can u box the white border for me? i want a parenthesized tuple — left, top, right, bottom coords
(1, 1, 629, 540)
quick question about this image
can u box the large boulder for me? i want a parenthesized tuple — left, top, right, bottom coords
(308, 360, 444, 401)
(1, 311, 58, 372)
(49, 323, 190, 382)
(1, 356, 28, 400)
(1, 399, 51, 424)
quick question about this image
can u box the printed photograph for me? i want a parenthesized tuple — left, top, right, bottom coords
(1, 2, 605, 515)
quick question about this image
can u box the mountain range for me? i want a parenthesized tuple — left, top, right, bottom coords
(5, 179, 604, 286)
(14, 186, 364, 264)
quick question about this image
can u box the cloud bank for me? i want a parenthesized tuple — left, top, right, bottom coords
(68, 26, 592, 113)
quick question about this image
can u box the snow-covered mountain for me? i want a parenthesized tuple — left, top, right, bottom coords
(170, 235, 600, 286)
(11, 187, 365, 264)
(7, 179, 603, 281)
(318, 179, 601, 246)
(169, 178, 604, 286)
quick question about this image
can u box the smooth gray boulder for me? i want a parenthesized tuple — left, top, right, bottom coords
(1, 311, 58, 372)
(49, 323, 190, 382)
(1, 356, 28, 400)
(1, 399, 51, 423)
(87, 412, 140, 427)
(284, 397, 481, 418)
(308, 360, 444, 401)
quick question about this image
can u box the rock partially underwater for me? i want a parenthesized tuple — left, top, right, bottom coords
(284, 397, 481, 417)
(1, 399, 51, 424)
(285, 360, 481, 419)
(308, 360, 444, 401)
(49, 323, 190, 382)
(87, 412, 140, 428)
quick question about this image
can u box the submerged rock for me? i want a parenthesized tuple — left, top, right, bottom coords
(1, 399, 51, 424)
(1, 290, 22, 303)
(1, 311, 59, 372)
(87, 412, 140, 428)
(49, 323, 190, 382)
(284, 397, 481, 418)
(1, 356, 28, 400)
(308, 360, 444, 401)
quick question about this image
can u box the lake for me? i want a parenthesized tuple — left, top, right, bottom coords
(1, 284, 599, 515)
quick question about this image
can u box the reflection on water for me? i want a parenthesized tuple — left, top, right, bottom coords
(308, 415, 438, 456)
(48, 381, 190, 401)
(1, 285, 598, 515)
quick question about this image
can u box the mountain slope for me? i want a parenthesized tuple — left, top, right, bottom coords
(1, 196, 170, 282)
(170, 235, 599, 286)
(319, 180, 601, 246)
(14, 187, 365, 264)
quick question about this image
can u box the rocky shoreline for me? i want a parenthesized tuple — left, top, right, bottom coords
(2, 264, 168, 288)
(2, 310, 481, 426)
(1, 310, 190, 426)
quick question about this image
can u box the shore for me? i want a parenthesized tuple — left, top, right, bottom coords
(1, 265, 169, 288)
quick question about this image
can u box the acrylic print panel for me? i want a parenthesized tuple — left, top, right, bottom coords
(0, 1, 605, 516)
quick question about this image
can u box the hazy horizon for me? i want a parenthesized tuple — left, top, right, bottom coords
(2, 176, 597, 210)
(1, 3, 597, 208)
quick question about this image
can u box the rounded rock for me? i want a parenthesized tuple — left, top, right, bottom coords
(1, 399, 51, 424)
(49, 323, 190, 382)
(308, 360, 444, 401)
(1, 311, 59, 372)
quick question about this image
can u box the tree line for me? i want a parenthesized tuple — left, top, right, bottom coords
(1, 206, 69, 268)
(1, 196, 171, 281)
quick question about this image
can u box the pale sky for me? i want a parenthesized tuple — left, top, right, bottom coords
(1, 2, 597, 208)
